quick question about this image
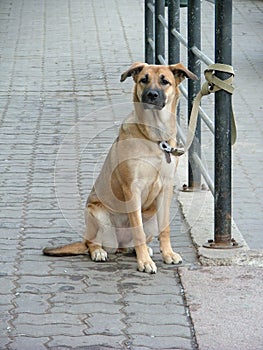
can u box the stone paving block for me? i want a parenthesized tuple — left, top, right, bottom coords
(17, 276, 87, 295)
(47, 335, 126, 349)
(84, 313, 124, 336)
(128, 323, 192, 339)
(125, 302, 186, 316)
(0, 277, 16, 294)
(131, 334, 193, 350)
(12, 322, 86, 338)
(124, 292, 183, 305)
(50, 291, 119, 305)
(14, 292, 51, 314)
(15, 312, 84, 326)
(17, 260, 53, 276)
(51, 302, 121, 315)
(127, 312, 190, 327)
(6, 337, 50, 350)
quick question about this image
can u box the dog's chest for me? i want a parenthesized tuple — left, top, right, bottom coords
(139, 151, 176, 200)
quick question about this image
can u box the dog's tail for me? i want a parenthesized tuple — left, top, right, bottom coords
(42, 241, 88, 256)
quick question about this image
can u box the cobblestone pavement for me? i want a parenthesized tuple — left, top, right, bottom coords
(0, 1, 198, 349)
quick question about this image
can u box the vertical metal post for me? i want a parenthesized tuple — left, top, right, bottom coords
(168, 0, 180, 64)
(214, 0, 232, 245)
(168, 0, 181, 142)
(188, 0, 201, 189)
(145, 0, 154, 64)
(155, 0, 165, 64)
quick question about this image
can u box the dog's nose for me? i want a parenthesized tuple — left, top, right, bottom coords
(147, 90, 159, 101)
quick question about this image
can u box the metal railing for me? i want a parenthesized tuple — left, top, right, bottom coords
(145, 0, 238, 248)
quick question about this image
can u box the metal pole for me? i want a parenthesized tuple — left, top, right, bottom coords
(155, 0, 165, 64)
(214, 0, 232, 245)
(188, 0, 201, 189)
(168, 0, 181, 142)
(145, 0, 154, 64)
(168, 0, 180, 64)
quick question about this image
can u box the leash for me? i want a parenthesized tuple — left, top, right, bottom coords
(160, 63, 237, 162)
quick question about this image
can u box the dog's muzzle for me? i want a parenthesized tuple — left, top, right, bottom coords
(141, 88, 166, 110)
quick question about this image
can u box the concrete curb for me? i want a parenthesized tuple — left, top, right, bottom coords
(176, 155, 263, 267)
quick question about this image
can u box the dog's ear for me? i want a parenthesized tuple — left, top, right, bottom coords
(120, 62, 148, 82)
(169, 63, 198, 84)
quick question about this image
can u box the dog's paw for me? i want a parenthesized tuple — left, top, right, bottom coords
(91, 248, 108, 262)
(137, 258, 157, 274)
(162, 251, 182, 265)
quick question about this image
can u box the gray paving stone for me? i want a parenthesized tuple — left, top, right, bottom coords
(51, 302, 121, 315)
(11, 323, 86, 337)
(16, 312, 84, 325)
(0, 337, 11, 349)
(14, 293, 51, 314)
(131, 334, 193, 350)
(6, 337, 50, 350)
(125, 302, 186, 317)
(83, 313, 124, 336)
(47, 335, 126, 349)
(50, 291, 120, 305)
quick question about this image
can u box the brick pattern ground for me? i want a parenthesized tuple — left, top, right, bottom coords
(0, 1, 198, 349)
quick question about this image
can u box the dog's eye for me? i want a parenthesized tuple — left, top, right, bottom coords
(140, 75, 148, 84)
(161, 78, 170, 86)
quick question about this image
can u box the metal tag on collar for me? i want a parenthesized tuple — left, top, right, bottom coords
(159, 141, 172, 163)
(159, 141, 172, 153)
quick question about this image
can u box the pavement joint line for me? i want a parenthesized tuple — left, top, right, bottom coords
(175, 270, 199, 350)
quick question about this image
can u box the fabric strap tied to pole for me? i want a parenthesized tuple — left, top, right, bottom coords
(171, 63, 237, 158)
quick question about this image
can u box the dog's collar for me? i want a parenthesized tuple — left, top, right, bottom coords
(159, 141, 184, 163)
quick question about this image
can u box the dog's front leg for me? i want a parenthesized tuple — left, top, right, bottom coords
(157, 185, 182, 265)
(128, 209, 157, 274)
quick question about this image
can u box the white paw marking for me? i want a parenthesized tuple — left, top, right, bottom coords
(163, 251, 182, 265)
(91, 248, 108, 262)
(137, 259, 157, 274)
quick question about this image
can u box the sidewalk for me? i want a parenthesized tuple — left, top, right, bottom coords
(0, 1, 262, 350)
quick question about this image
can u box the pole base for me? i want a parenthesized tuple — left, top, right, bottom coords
(203, 238, 242, 249)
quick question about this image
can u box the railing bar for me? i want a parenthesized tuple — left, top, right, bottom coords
(158, 54, 167, 65)
(151, 15, 214, 67)
(179, 84, 188, 98)
(171, 30, 214, 66)
(158, 14, 168, 29)
(148, 38, 155, 50)
(191, 45, 214, 66)
(155, 0, 165, 64)
(171, 28, 188, 48)
(192, 153, 215, 194)
(147, 2, 155, 13)
(177, 125, 214, 194)
(198, 106, 215, 133)
(176, 124, 186, 145)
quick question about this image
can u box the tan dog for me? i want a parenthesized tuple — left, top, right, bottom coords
(43, 62, 197, 273)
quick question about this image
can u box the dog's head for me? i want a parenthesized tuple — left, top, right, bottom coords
(121, 62, 197, 110)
